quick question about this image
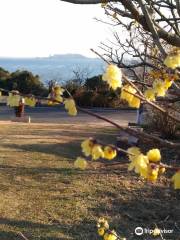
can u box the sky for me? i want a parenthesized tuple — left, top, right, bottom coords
(0, 0, 114, 58)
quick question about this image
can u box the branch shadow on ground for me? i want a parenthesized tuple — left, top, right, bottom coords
(88, 184, 180, 240)
(0, 217, 98, 240)
(2, 140, 82, 160)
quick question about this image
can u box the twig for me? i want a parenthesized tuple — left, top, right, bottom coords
(77, 106, 180, 148)
(124, 89, 180, 123)
(18, 232, 30, 240)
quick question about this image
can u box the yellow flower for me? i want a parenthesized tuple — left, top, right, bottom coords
(158, 167, 166, 174)
(104, 146, 117, 160)
(120, 85, 140, 108)
(54, 86, 64, 103)
(128, 96, 141, 109)
(25, 97, 36, 107)
(164, 51, 180, 69)
(64, 98, 75, 109)
(128, 154, 149, 175)
(55, 95, 63, 103)
(68, 107, 77, 116)
(147, 149, 161, 162)
(127, 147, 141, 161)
(54, 86, 64, 96)
(172, 171, 180, 189)
(92, 144, 104, 160)
(144, 89, 156, 101)
(98, 227, 105, 236)
(81, 139, 94, 157)
(47, 100, 54, 106)
(152, 228, 161, 236)
(164, 78, 173, 90)
(102, 64, 122, 90)
(104, 231, 117, 240)
(120, 84, 136, 103)
(48, 86, 64, 105)
(97, 217, 109, 229)
(74, 157, 87, 170)
(64, 98, 77, 116)
(147, 165, 159, 182)
(7, 93, 20, 107)
(153, 80, 166, 97)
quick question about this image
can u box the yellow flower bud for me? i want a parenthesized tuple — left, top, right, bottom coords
(172, 171, 180, 189)
(98, 227, 105, 236)
(144, 89, 156, 101)
(104, 231, 117, 240)
(64, 98, 77, 116)
(127, 147, 141, 161)
(92, 144, 104, 160)
(147, 149, 161, 162)
(74, 157, 87, 170)
(81, 139, 94, 157)
(104, 146, 117, 160)
(159, 167, 166, 174)
(129, 96, 140, 109)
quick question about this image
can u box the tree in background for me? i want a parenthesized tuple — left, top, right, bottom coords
(0, 69, 48, 96)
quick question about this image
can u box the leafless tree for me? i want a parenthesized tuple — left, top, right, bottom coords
(61, 0, 180, 48)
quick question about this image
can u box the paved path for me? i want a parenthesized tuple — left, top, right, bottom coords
(0, 106, 137, 126)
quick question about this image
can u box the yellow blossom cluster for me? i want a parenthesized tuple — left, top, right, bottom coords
(149, 69, 179, 82)
(47, 85, 77, 116)
(120, 84, 140, 108)
(102, 64, 122, 90)
(24, 97, 36, 107)
(97, 218, 116, 240)
(74, 139, 117, 170)
(48, 85, 64, 105)
(144, 69, 179, 101)
(7, 93, 21, 107)
(64, 98, 77, 116)
(81, 138, 117, 160)
(144, 79, 170, 100)
(97, 218, 125, 240)
(127, 147, 165, 182)
(164, 48, 180, 69)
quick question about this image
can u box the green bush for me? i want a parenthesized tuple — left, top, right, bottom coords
(0, 69, 48, 96)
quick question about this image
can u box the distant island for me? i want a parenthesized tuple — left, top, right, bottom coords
(0, 54, 105, 84)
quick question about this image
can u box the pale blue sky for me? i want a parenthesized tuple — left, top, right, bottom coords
(0, 0, 114, 58)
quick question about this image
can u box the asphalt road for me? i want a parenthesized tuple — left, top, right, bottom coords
(0, 105, 137, 125)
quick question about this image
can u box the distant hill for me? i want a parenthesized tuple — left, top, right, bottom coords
(0, 54, 105, 84)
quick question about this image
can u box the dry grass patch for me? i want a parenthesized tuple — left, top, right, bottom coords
(0, 122, 179, 240)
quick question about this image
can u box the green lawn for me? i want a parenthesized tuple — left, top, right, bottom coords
(0, 122, 179, 240)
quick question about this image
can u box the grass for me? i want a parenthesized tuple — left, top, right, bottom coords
(0, 122, 179, 240)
